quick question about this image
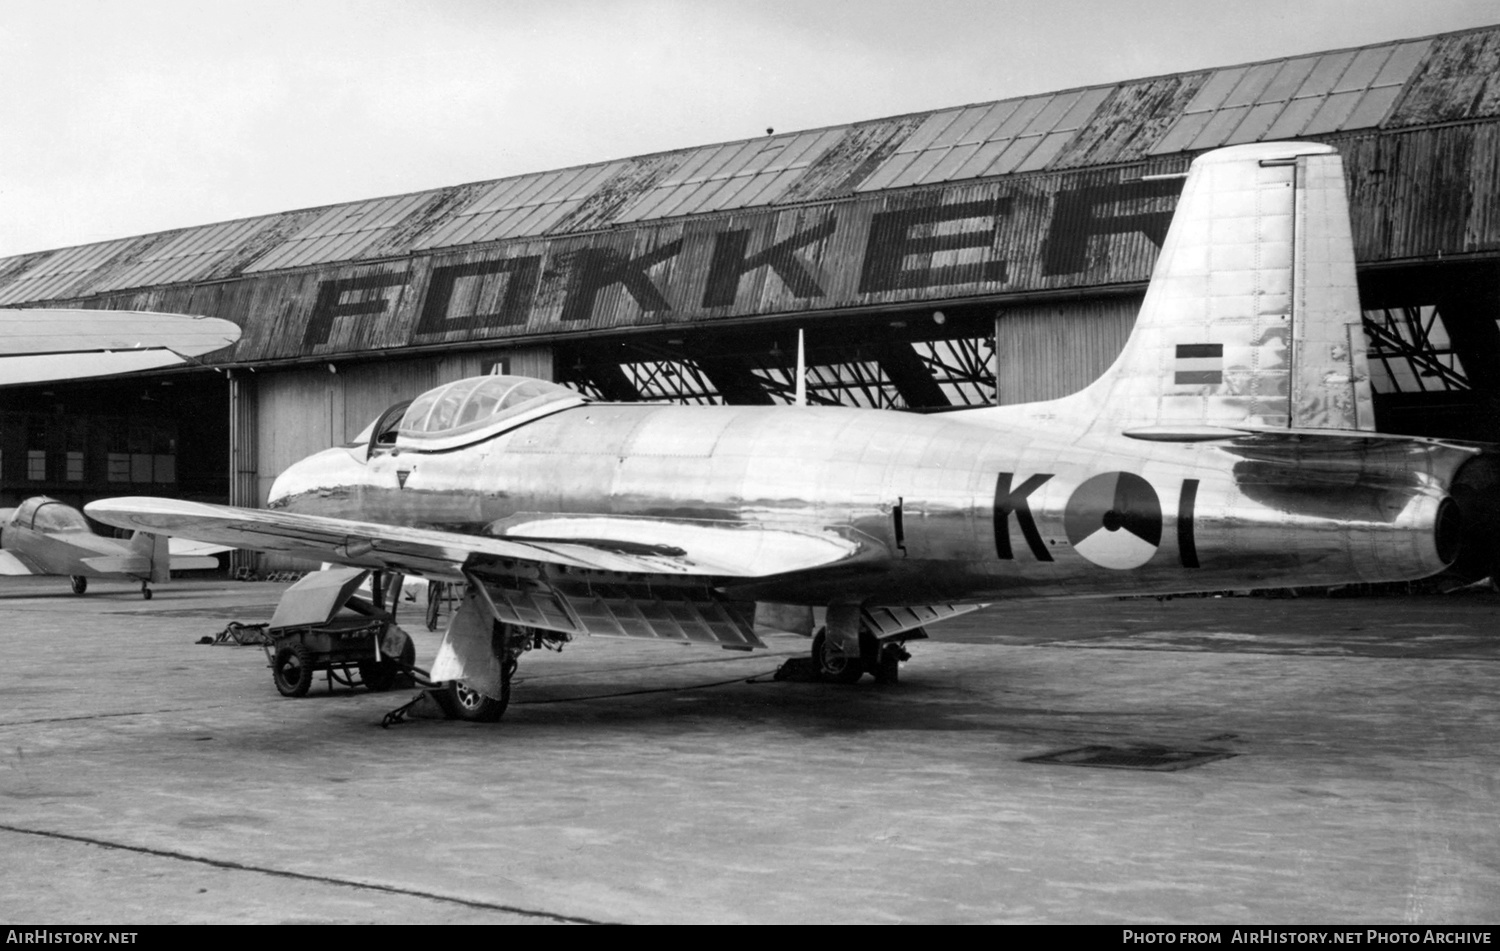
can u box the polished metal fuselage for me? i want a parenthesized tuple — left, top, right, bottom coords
(270, 401, 1463, 606)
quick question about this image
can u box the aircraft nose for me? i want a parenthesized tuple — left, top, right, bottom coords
(267, 446, 350, 511)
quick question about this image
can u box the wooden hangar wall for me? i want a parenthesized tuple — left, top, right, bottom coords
(3, 26, 1500, 547)
(25, 120, 1500, 492)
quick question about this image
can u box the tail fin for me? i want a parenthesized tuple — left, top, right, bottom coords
(993, 141, 1374, 435)
(128, 531, 171, 584)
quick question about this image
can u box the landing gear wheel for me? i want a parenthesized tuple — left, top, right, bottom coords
(359, 639, 416, 692)
(874, 646, 901, 685)
(272, 642, 315, 697)
(141, 587, 153, 601)
(435, 658, 515, 722)
(812, 629, 865, 684)
(69, 576, 87, 595)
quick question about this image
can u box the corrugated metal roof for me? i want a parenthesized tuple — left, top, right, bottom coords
(612, 128, 843, 223)
(1147, 39, 1431, 153)
(92, 217, 276, 291)
(243, 191, 434, 272)
(855, 85, 1116, 191)
(0, 237, 141, 305)
(3, 23, 1500, 304)
(413, 161, 625, 248)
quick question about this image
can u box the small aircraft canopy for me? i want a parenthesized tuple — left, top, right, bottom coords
(15, 497, 91, 533)
(395, 375, 586, 451)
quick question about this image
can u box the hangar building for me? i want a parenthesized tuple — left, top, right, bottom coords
(3, 24, 1500, 570)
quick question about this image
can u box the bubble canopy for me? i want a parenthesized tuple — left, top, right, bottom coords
(393, 375, 586, 451)
(14, 497, 91, 533)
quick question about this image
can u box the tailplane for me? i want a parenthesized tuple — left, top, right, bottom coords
(977, 141, 1374, 436)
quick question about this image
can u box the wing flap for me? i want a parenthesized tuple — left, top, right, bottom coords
(862, 603, 983, 638)
(471, 573, 765, 649)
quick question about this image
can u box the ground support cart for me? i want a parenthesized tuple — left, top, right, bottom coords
(261, 567, 416, 697)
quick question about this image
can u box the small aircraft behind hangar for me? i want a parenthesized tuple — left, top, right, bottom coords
(0, 496, 226, 598)
(87, 141, 1500, 721)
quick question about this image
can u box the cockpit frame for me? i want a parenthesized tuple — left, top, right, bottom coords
(390, 376, 586, 453)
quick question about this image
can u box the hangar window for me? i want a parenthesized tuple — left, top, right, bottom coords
(395, 376, 585, 451)
(1364, 305, 1468, 393)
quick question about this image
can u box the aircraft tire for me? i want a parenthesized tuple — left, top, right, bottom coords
(873, 646, 901, 685)
(812, 629, 865, 684)
(272, 642, 315, 698)
(69, 576, 87, 595)
(142, 588, 153, 601)
(434, 658, 514, 722)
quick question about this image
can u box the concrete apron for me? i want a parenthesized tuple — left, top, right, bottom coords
(0, 576, 1497, 923)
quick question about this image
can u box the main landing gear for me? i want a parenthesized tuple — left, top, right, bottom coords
(810, 626, 913, 685)
(66, 576, 152, 598)
(429, 602, 570, 723)
(434, 653, 517, 722)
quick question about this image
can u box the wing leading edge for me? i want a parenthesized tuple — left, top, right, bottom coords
(84, 497, 882, 584)
(0, 309, 241, 386)
(86, 498, 890, 651)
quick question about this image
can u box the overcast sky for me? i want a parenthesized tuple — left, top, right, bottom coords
(1, 0, 1497, 259)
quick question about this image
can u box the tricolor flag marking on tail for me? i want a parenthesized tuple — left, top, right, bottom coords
(1174, 344, 1223, 385)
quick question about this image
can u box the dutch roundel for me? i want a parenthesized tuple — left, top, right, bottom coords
(1064, 472, 1163, 570)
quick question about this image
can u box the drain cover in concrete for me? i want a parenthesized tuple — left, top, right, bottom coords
(1023, 745, 1237, 771)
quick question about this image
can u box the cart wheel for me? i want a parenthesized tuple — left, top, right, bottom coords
(359, 639, 415, 693)
(69, 576, 87, 595)
(434, 658, 514, 722)
(272, 642, 314, 697)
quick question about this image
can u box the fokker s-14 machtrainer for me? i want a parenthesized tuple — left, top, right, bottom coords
(87, 142, 1500, 721)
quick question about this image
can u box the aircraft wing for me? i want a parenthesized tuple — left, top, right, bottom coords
(84, 497, 879, 584)
(0, 309, 241, 386)
(0, 549, 39, 575)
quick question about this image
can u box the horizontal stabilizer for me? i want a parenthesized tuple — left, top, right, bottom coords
(1124, 424, 1484, 455)
(169, 555, 221, 572)
(81, 555, 150, 575)
(168, 537, 233, 557)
